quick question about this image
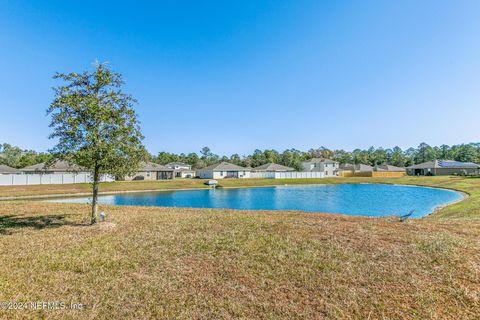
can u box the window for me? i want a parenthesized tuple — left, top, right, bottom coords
(220, 171, 224, 176)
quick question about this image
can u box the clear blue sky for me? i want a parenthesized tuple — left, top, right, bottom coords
(1, 0, 479, 156)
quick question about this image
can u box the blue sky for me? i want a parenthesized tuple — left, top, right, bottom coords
(1, 0, 479, 155)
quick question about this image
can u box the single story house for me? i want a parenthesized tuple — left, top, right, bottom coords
(252, 163, 295, 172)
(125, 162, 174, 180)
(22, 160, 87, 174)
(197, 162, 251, 179)
(166, 162, 195, 178)
(302, 158, 338, 177)
(0, 165, 21, 174)
(406, 160, 480, 176)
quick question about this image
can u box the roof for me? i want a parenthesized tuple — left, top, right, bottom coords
(167, 162, 190, 166)
(303, 158, 338, 164)
(22, 160, 86, 172)
(139, 162, 173, 172)
(339, 163, 374, 172)
(0, 165, 21, 174)
(407, 160, 480, 169)
(375, 165, 406, 172)
(199, 162, 249, 171)
(252, 163, 295, 172)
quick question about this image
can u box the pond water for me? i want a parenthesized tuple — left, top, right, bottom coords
(49, 183, 464, 218)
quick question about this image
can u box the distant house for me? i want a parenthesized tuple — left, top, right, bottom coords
(406, 160, 480, 176)
(339, 163, 374, 173)
(375, 165, 406, 172)
(125, 162, 174, 180)
(252, 163, 295, 172)
(338, 163, 406, 177)
(166, 162, 195, 178)
(22, 160, 87, 174)
(0, 165, 21, 174)
(197, 162, 251, 179)
(302, 158, 339, 177)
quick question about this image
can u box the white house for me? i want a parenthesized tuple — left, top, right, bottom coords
(197, 162, 251, 179)
(302, 158, 338, 177)
(166, 162, 195, 178)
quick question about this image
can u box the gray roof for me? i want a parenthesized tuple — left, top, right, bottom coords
(407, 160, 480, 169)
(199, 162, 249, 171)
(22, 160, 86, 172)
(375, 165, 406, 172)
(304, 158, 338, 164)
(252, 163, 295, 172)
(139, 162, 173, 172)
(339, 163, 374, 172)
(0, 165, 21, 174)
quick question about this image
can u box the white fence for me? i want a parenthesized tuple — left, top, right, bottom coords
(0, 173, 114, 186)
(250, 172, 326, 179)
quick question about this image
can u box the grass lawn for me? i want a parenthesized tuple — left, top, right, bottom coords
(0, 177, 479, 319)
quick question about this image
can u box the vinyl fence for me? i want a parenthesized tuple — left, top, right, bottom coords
(0, 173, 114, 186)
(250, 172, 326, 179)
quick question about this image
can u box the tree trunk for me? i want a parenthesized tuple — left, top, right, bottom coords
(91, 166, 100, 224)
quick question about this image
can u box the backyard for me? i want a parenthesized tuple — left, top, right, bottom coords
(0, 176, 479, 319)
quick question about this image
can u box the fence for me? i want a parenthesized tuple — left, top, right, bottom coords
(249, 172, 325, 179)
(0, 173, 114, 186)
(338, 171, 405, 178)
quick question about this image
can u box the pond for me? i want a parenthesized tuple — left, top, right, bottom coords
(49, 183, 464, 218)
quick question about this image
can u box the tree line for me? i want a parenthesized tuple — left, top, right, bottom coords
(3, 142, 480, 171)
(154, 143, 480, 170)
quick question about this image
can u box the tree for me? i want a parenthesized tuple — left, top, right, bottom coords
(415, 143, 438, 164)
(48, 63, 147, 224)
(390, 146, 406, 167)
(0, 143, 23, 168)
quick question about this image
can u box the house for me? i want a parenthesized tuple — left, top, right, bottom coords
(302, 158, 339, 177)
(337, 163, 373, 177)
(166, 162, 196, 178)
(252, 163, 295, 172)
(339, 163, 374, 172)
(0, 165, 21, 174)
(197, 162, 251, 179)
(375, 165, 406, 172)
(406, 160, 480, 176)
(22, 160, 87, 174)
(125, 162, 174, 180)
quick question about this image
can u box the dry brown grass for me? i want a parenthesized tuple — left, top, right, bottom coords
(0, 201, 479, 319)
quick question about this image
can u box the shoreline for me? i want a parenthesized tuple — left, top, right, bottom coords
(6, 181, 468, 219)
